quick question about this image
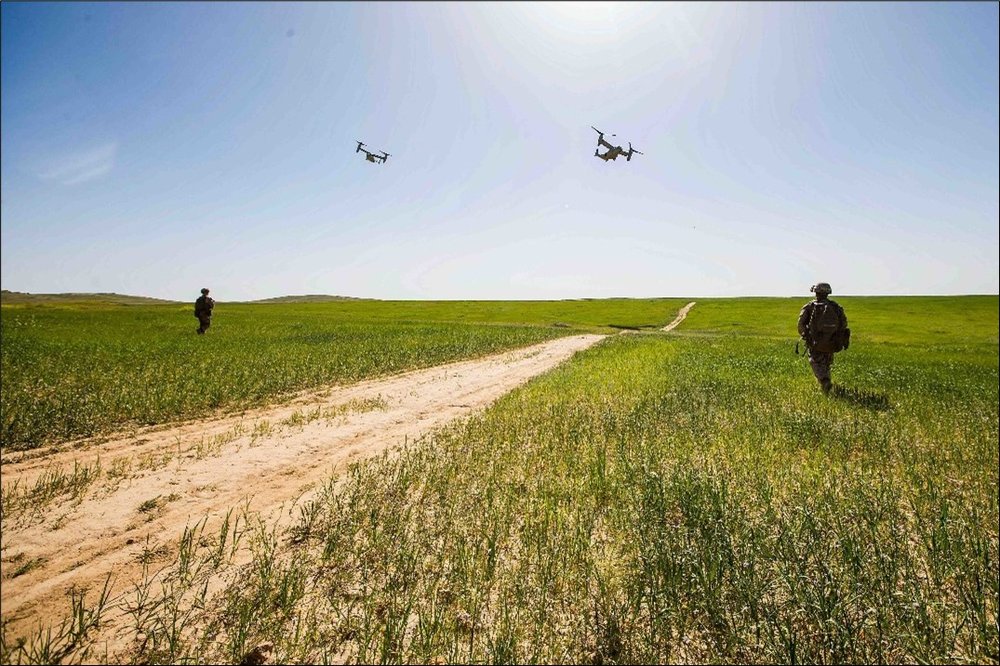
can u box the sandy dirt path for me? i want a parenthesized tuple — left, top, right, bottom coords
(663, 302, 696, 331)
(0, 334, 605, 644)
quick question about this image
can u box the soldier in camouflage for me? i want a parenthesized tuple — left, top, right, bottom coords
(194, 288, 215, 335)
(797, 282, 848, 394)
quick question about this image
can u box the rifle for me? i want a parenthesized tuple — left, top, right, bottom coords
(795, 337, 808, 356)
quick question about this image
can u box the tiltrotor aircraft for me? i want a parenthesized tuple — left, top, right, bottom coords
(592, 126, 643, 162)
(355, 141, 390, 164)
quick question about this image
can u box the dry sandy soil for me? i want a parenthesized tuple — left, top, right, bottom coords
(1, 304, 697, 654)
(663, 301, 696, 331)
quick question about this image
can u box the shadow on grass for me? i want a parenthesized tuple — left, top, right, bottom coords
(831, 385, 892, 412)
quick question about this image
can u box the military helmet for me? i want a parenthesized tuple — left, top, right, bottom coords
(201, 288, 210, 294)
(810, 282, 832, 296)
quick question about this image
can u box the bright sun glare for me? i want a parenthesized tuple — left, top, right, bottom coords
(517, 1, 710, 58)
(526, 1, 627, 29)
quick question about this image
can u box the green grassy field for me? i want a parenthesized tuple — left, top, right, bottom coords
(191, 296, 993, 665)
(0, 298, 689, 450)
(1, 296, 996, 664)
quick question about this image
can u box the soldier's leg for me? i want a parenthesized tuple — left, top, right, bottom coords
(808, 352, 833, 393)
(823, 352, 835, 393)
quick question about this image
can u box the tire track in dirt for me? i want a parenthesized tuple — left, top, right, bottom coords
(0, 334, 605, 643)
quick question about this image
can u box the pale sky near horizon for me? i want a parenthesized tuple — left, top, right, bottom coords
(2, 1, 998, 301)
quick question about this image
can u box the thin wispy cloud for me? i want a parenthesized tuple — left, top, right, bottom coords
(37, 142, 118, 185)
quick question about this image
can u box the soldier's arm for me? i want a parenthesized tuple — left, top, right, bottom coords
(797, 304, 812, 338)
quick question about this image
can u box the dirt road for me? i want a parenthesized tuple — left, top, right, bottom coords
(663, 301, 696, 331)
(0, 334, 605, 645)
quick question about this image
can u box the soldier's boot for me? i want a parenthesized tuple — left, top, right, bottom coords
(820, 378, 832, 395)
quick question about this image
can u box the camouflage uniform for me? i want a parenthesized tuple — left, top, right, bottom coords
(797, 284, 847, 394)
(194, 290, 215, 335)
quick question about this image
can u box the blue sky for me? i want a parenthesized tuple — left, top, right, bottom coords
(2, 1, 997, 301)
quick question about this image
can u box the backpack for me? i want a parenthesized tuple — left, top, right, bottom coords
(194, 296, 212, 317)
(808, 300, 847, 353)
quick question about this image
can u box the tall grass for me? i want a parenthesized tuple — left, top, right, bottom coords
(274, 331, 995, 664)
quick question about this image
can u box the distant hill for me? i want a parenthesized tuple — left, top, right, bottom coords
(247, 294, 366, 304)
(0, 290, 368, 305)
(0, 290, 181, 305)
